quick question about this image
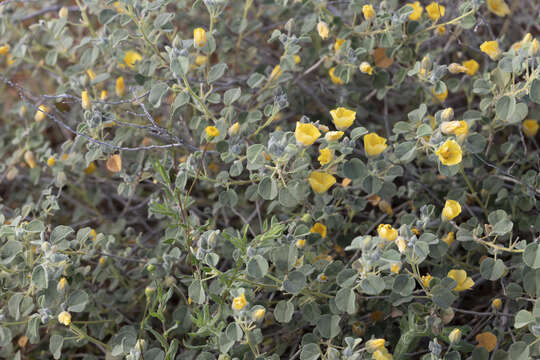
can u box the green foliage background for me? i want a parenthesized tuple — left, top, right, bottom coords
(0, 0, 539, 359)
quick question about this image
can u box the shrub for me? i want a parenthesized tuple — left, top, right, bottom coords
(0, 0, 539, 359)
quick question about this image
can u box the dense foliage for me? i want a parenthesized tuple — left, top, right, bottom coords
(1, 0, 540, 359)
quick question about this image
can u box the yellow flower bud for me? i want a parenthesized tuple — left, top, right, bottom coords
(34, 105, 49, 122)
(492, 298, 502, 310)
(269, 65, 282, 80)
(440, 121, 468, 136)
(359, 62, 374, 75)
(334, 38, 345, 52)
(296, 239, 306, 249)
(441, 107, 454, 122)
(522, 119, 539, 137)
(99, 256, 106, 265)
(228, 122, 240, 136)
(58, 311, 71, 326)
(317, 21, 329, 40)
(431, 87, 448, 102)
(47, 156, 56, 167)
(0, 44, 9, 56)
(81, 90, 91, 110)
(377, 224, 398, 241)
(448, 63, 468, 74)
(253, 308, 266, 321)
(115, 76, 126, 97)
(530, 38, 539, 56)
(325, 131, 344, 141)
(57, 277, 68, 291)
(90, 229, 97, 241)
(364, 133, 388, 156)
(58, 6, 69, 18)
(100, 90, 108, 101)
(396, 237, 407, 253)
(390, 263, 400, 274)
(422, 274, 433, 288)
(366, 338, 386, 353)
(193, 27, 207, 47)
(232, 293, 247, 311)
(449, 328, 461, 343)
(87, 69, 96, 81)
(24, 151, 36, 169)
(443, 232, 455, 246)
(195, 55, 208, 66)
(329, 67, 344, 85)
(310, 222, 327, 238)
(84, 162, 97, 175)
(442, 200, 461, 220)
(362, 5, 375, 20)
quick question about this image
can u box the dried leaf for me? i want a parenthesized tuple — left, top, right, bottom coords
(374, 48, 394, 68)
(106, 154, 122, 173)
(476, 332, 497, 352)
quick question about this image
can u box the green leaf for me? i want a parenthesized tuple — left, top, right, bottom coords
(1, 239, 23, 265)
(508, 341, 529, 360)
(278, 187, 298, 208)
(258, 176, 278, 200)
(335, 288, 357, 314)
(495, 96, 516, 121)
(393, 274, 415, 296)
(523, 243, 540, 269)
(67, 290, 89, 312)
(480, 258, 506, 280)
(0, 326, 12, 347)
(360, 274, 385, 295)
(247, 255, 269, 279)
(32, 265, 48, 290)
(316, 314, 341, 339)
(431, 285, 457, 309)
(530, 79, 540, 104)
(283, 270, 307, 294)
(50, 225, 74, 243)
(50, 334, 64, 360)
(513, 310, 534, 329)
(149, 82, 169, 108)
(300, 343, 321, 360)
(343, 158, 367, 179)
(208, 63, 228, 83)
(274, 301, 294, 323)
(223, 88, 241, 105)
(188, 280, 205, 304)
(26, 219, 45, 233)
(247, 73, 266, 88)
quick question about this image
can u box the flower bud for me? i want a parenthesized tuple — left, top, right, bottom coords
(57, 277, 68, 292)
(449, 328, 461, 344)
(252, 308, 266, 321)
(193, 27, 207, 47)
(396, 237, 407, 253)
(228, 122, 239, 136)
(81, 90, 91, 110)
(530, 38, 539, 56)
(441, 107, 454, 122)
(359, 62, 373, 75)
(116, 76, 126, 98)
(492, 298, 502, 311)
(58, 6, 69, 18)
(448, 63, 467, 74)
(296, 239, 306, 249)
(317, 21, 329, 40)
(34, 105, 49, 122)
(366, 338, 386, 353)
(47, 156, 56, 167)
(145, 286, 156, 298)
(24, 151, 36, 169)
(58, 311, 71, 326)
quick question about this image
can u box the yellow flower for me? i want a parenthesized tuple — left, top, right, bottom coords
(334, 38, 345, 52)
(232, 293, 247, 311)
(116, 76, 126, 97)
(378, 224, 398, 241)
(432, 87, 448, 102)
(195, 55, 208, 67)
(522, 119, 539, 137)
(270, 65, 283, 81)
(113, 1, 125, 13)
(422, 274, 433, 288)
(124, 50, 142, 69)
(87, 69, 96, 81)
(442, 200, 461, 220)
(487, 0, 510, 17)
(296, 239, 306, 249)
(362, 4, 376, 20)
(359, 62, 374, 75)
(366, 339, 386, 353)
(373, 349, 393, 360)
(390, 264, 400, 274)
(330, 107, 356, 130)
(205, 126, 220, 138)
(329, 67, 344, 85)
(436, 25, 446, 35)
(407, 2, 423, 21)
(363, 133, 387, 156)
(530, 38, 539, 56)
(317, 21, 329, 40)
(396, 237, 407, 253)
(318, 148, 333, 165)
(492, 298, 502, 310)
(435, 139, 462, 166)
(58, 311, 71, 326)
(325, 131, 344, 141)
(34, 105, 49, 122)
(447, 269, 474, 291)
(0, 44, 9, 56)
(90, 229, 97, 241)
(228, 122, 240, 136)
(480, 41, 501, 60)
(449, 328, 462, 344)
(99, 256, 106, 265)
(100, 90, 108, 100)
(310, 222, 327, 238)
(24, 151, 36, 169)
(295, 122, 321, 146)
(440, 121, 468, 136)
(462, 59, 479, 76)
(57, 277, 68, 291)
(6, 53, 15, 66)
(443, 232, 455, 246)
(81, 90, 91, 110)
(84, 162, 97, 175)
(308, 171, 336, 193)
(47, 156, 56, 167)
(426, 3, 445, 21)
(253, 308, 266, 321)
(193, 27, 207, 47)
